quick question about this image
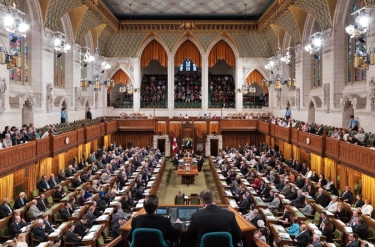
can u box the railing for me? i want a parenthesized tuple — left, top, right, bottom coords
(2, 119, 375, 179)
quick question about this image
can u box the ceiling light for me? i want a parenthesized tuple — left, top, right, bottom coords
(305, 32, 323, 54)
(346, 7, 375, 38)
(2, 3, 29, 37)
(53, 31, 71, 54)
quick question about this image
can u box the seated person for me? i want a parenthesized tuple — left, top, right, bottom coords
(38, 175, 52, 192)
(14, 192, 29, 209)
(33, 219, 48, 242)
(74, 215, 89, 237)
(326, 197, 338, 213)
(9, 216, 28, 239)
(60, 202, 73, 221)
(293, 224, 310, 246)
(277, 207, 291, 225)
(28, 200, 43, 219)
(300, 199, 314, 216)
(111, 217, 126, 238)
(85, 206, 97, 225)
(184, 139, 192, 149)
(127, 194, 182, 244)
(53, 186, 66, 200)
(287, 217, 300, 237)
(175, 191, 185, 200)
(65, 223, 82, 246)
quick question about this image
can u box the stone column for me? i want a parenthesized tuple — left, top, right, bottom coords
(168, 54, 174, 118)
(201, 55, 208, 112)
(133, 57, 140, 112)
(235, 57, 244, 112)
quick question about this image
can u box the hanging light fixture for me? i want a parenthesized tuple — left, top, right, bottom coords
(53, 31, 71, 57)
(119, 82, 133, 94)
(304, 32, 323, 54)
(81, 47, 95, 68)
(1, 2, 29, 37)
(346, 7, 375, 38)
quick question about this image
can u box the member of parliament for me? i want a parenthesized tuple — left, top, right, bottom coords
(0, 0, 375, 247)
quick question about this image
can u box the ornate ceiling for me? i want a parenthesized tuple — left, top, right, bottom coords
(101, 0, 275, 20)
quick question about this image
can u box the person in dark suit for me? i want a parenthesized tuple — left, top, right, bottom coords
(14, 192, 29, 209)
(290, 190, 305, 208)
(127, 140, 132, 149)
(352, 218, 369, 240)
(340, 186, 354, 204)
(86, 108, 92, 120)
(36, 194, 48, 212)
(33, 219, 48, 242)
(315, 188, 328, 207)
(184, 139, 192, 149)
(60, 202, 72, 221)
(65, 165, 75, 177)
(39, 175, 51, 192)
(127, 194, 182, 244)
(111, 217, 126, 238)
(85, 206, 97, 225)
(0, 198, 13, 218)
(74, 216, 88, 237)
(293, 224, 311, 247)
(316, 124, 324, 135)
(346, 233, 360, 247)
(43, 215, 55, 234)
(9, 216, 28, 239)
(197, 155, 204, 172)
(48, 174, 59, 188)
(65, 223, 82, 247)
(187, 190, 242, 247)
(53, 186, 65, 200)
(353, 194, 364, 208)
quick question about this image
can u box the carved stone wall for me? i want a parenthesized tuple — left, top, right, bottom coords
(0, 78, 7, 114)
(295, 87, 300, 111)
(205, 135, 223, 157)
(323, 83, 330, 113)
(153, 135, 171, 157)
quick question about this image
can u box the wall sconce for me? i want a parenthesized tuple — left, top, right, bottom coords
(287, 78, 296, 89)
(119, 83, 133, 94)
(80, 78, 89, 88)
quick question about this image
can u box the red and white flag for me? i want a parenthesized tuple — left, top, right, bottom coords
(172, 135, 178, 153)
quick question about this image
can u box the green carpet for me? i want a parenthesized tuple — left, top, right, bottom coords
(157, 160, 222, 205)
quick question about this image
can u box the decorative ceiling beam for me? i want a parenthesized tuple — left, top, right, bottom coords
(82, 0, 118, 32)
(258, 0, 293, 31)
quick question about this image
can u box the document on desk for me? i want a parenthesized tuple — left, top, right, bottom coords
(89, 225, 101, 232)
(154, 168, 160, 173)
(21, 226, 28, 232)
(345, 227, 353, 233)
(97, 215, 108, 221)
(36, 242, 49, 247)
(104, 208, 113, 214)
(83, 232, 95, 240)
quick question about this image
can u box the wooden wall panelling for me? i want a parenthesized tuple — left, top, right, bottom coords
(209, 121, 220, 135)
(274, 125, 291, 143)
(117, 119, 156, 131)
(258, 121, 270, 135)
(325, 138, 339, 160)
(111, 132, 154, 149)
(52, 156, 59, 175)
(85, 125, 102, 143)
(169, 121, 182, 137)
(51, 131, 79, 156)
(270, 124, 275, 137)
(222, 132, 265, 148)
(339, 142, 375, 177)
(220, 120, 258, 131)
(291, 128, 299, 145)
(194, 121, 207, 138)
(36, 137, 51, 159)
(299, 148, 310, 165)
(0, 142, 37, 177)
(65, 148, 79, 167)
(105, 120, 118, 135)
(77, 128, 85, 145)
(156, 121, 167, 135)
(298, 132, 325, 156)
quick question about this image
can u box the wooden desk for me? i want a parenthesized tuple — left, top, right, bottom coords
(81, 224, 105, 246)
(286, 205, 307, 221)
(269, 223, 293, 246)
(96, 207, 114, 229)
(43, 203, 63, 222)
(68, 205, 88, 223)
(259, 208, 278, 228)
(303, 221, 327, 242)
(48, 221, 72, 241)
(332, 218, 351, 245)
(312, 203, 335, 218)
(120, 205, 256, 247)
(61, 191, 79, 203)
(176, 166, 199, 185)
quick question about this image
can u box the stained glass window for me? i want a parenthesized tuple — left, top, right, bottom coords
(348, 0, 366, 83)
(178, 59, 198, 72)
(9, 33, 28, 83)
(54, 51, 64, 88)
(313, 51, 321, 87)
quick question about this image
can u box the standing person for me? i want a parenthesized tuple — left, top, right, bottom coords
(86, 107, 92, 120)
(61, 108, 67, 123)
(127, 194, 182, 244)
(285, 107, 291, 120)
(127, 140, 132, 149)
(187, 190, 242, 247)
(348, 115, 358, 131)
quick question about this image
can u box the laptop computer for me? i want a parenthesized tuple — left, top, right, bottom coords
(176, 206, 199, 230)
(156, 207, 170, 218)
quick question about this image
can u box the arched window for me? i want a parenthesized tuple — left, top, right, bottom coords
(179, 59, 197, 72)
(347, 0, 366, 84)
(313, 50, 321, 87)
(54, 49, 65, 88)
(9, 2, 28, 84)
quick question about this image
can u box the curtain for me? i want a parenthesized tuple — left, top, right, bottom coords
(109, 70, 130, 93)
(92, 140, 98, 151)
(194, 122, 207, 139)
(265, 135, 271, 147)
(28, 164, 39, 192)
(103, 136, 109, 149)
(169, 122, 182, 138)
(209, 122, 220, 135)
(78, 144, 83, 161)
(362, 174, 375, 206)
(174, 40, 201, 67)
(292, 145, 300, 160)
(246, 70, 269, 93)
(85, 143, 91, 159)
(208, 40, 235, 67)
(324, 158, 337, 186)
(58, 153, 65, 172)
(310, 153, 322, 176)
(141, 40, 167, 68)
(283, 142, 292, 161)
(0, 174, 14, 200)
(156, 122, 167, 135)
(39, 157, 52, 178)
(337, 165, 348, 192)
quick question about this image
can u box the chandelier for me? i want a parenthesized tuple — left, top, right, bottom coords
(53, 31, 71, 57)
(2, 3, 29, 37)
(304, 32, 323, 55)
(119, 83, 133, 94)
(346, 7, 374, 38)
(81, 47, 95, 67)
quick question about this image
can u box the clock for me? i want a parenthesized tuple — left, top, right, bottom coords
(65, 137, 70, 144)
(306, 137, 310, 145)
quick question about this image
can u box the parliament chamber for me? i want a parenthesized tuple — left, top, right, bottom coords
(2, 0, 375, 246)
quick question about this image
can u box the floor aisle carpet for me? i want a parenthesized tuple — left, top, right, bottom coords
(157, 159, 222, 204)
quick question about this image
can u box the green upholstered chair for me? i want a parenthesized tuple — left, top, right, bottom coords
(129, 228, 169, 247)
(199, 232, 234, 247)
(333, 229, 343, 247)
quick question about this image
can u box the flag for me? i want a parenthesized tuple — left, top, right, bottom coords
(172, 135, 178, 153)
